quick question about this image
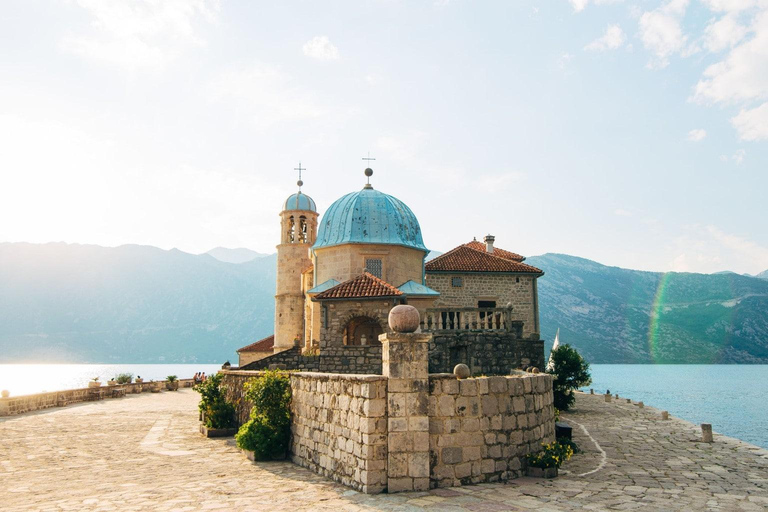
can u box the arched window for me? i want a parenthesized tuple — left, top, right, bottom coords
(299, 215, 308, 243)
(343, 316, 383, 346)
(288, 216, 295, 243)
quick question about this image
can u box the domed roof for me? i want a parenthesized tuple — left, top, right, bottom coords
(312, 187, 427, 252)
(283, 192, 317, 212)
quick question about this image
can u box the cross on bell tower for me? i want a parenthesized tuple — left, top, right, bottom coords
(294, 162, 305, 191)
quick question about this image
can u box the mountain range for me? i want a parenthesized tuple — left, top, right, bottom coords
(1, 242, 766, 364)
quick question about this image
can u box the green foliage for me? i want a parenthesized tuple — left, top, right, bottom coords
(526, 441, 574, 469)
(194, 373, 236, 429)
(554, 407, 560, 423)
(91, 377, 99, 382)
(166, 375, 177, 382)
(547, 344, 591, 411)
(235, 370, 292, 459)
(115, 373, 133, 384)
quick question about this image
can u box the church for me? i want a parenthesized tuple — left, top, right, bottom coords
(237, 166, 546, 375)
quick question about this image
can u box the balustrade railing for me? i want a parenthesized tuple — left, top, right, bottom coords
(420, 307, 523, 335)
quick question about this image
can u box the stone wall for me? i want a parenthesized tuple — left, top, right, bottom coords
(0, 379, 195, 417)
(426, 273, 539, 338)
(220, 335, 554, 495)
(238, 346, 382, 375)
(290, 372, 389, 494)
(429, 333, 545, 374)
(428, 373, 555, 487)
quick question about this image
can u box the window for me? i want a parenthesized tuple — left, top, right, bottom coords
(451, 277, 463, 287)
(478, 300, 497, 308)
(365, 258, 383, 278)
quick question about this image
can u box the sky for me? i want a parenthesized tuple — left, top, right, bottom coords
(1, 0, 767, 275)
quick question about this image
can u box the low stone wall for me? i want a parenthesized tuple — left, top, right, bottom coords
(239, 346, 382, 375)
(220, 370, 259, 425)
(429, 332, 545, 374)
(290, 372, 388, 494)
(0, 379, 194, 417)
(428, 373, 555, 487)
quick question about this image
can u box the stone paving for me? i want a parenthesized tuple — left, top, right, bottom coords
(1, 389, 767, 511)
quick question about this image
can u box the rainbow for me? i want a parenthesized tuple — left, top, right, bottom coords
(648, 273, 672, 363)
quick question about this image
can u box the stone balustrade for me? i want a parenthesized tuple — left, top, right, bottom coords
(421, 308, 523, 335)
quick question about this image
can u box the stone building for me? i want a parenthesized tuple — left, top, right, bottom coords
(237, 168, 546, 373)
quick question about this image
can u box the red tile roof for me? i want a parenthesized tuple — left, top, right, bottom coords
(314, 272, 404, 300)
(463, 240, 525, 262)
(237, 335, 274, 353)
(425, 245, 543, 274)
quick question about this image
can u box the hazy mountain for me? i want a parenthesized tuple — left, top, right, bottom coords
(2, 243, 767, 364)
(756, 270, 768, 280)
(528, 254, 768, 364)
(0, 243, 275, 363)
(205, 247, 269, 264)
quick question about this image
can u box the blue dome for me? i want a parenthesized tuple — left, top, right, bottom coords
(312, 187, 427, 252)
(283, 192, 317, 212)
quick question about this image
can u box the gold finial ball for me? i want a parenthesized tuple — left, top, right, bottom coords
(297, 179, 303, 187)
(388, 304, 420, 333)
(364, 167, 373, 177)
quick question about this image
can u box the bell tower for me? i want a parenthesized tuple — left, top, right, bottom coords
(274, 165, 318, 353)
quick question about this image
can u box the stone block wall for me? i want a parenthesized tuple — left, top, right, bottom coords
(238, 346, 382, 375)
(319, 299, 393, 348)
(428, 373, 555, 488)
(429, 333, 545, 374)
(290, 373, 389, 494)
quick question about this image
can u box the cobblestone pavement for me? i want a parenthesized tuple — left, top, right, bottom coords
(2, 389, 767, 511)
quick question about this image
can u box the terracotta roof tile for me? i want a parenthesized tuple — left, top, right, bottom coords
(314, 272, 404, 300)
(463, 240, 525, 262)
(425, 246, 543, 274)
(236, 335, 274, 353)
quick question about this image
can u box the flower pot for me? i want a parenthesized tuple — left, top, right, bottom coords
(166, 381, 179, 391)
(200, 424, 237, 438)
(88, 381, 101, 388)
(150, 382, 161, 393)
(107, 380, 116, 386)
(243, 449, 287, 462)
(135, 379, 143, 384)
(526, 467, 558, 478)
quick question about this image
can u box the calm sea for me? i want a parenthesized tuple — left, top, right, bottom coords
(584, 364, 768, 449)
(1, 363, 765, 449)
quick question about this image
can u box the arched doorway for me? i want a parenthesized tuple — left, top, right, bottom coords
(343, 316, 383, 346)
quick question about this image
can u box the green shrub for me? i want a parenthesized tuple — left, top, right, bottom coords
(167, 375, 177, 382)
(194, 373, 236, 429)
(235, 370, 292, 459)
(546, 344, 591, 411)
(557, 438, 580, 455)
(526, 441, 574, 469)
(115, 373, 132, 384)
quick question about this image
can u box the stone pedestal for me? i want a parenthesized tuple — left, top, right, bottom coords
(701, 423, 713, 443)
(381, 332, 431, 493)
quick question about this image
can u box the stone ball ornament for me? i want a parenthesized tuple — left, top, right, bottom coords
(388, 304, 421, 333)
(453, 364, 471, 379)
(1, 389, 9, 398)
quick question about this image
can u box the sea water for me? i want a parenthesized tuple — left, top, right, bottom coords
(0, 364, 223, 396)
(1, 363, 766, 450)
(583, 364, 768, 449)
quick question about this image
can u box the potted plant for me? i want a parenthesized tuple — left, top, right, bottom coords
(166, 375, 179, 391)
(235, 370, 291, 461)
(194, 373, 237, 437)
(525, 442, 574, 478)
(88, 377, 101, 388)
(1, 390, 9, 398)
(107, 377, 117, 386)
(150, 380, 161, 393)
(135, 376, 143, 384)
(115, 373, 132, 384)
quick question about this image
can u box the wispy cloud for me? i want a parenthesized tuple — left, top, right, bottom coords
(614, 209, 632, 217)
(585, 25, 626, 51)
(302, 36, 340, 61)
(687, 128, 707, 141)
(638, 0, 690, 69)
(60, 0, 218, 72)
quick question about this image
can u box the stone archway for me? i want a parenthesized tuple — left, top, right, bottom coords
(343, 316, 384, 346)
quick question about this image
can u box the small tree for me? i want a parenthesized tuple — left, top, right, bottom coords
(235, 370, 292, 460)
(194, 373, 236, 429)
(547, 344, 591, 411)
